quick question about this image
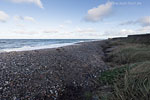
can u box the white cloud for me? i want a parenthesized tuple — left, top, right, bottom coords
(57, 20, 72, 29)
(43, 29, 59, 33)
(16, 23, 25, 27)
(0, 10, 9, 22)
(14, 15, 23, 21)
(24, 16, 36, 22)
(13, 29, 40, 34)
(59, 24, 65, 28)
(137, 16, 150, 26)
(119, 29, 135, 35)
(8, 0, 43, 8)
(104, 26, 150, 38)
(14, 15, 36, 23)
(136, 26, 150, 33)
(85, 2, 113, 22)
(0, 26, 101, 39)
(104, 29, 136, 37)
(120, 16, 150, 27)
(64, 20, 72, 24)
(119, 21, 135, 26)
(75, 27, 97, 33)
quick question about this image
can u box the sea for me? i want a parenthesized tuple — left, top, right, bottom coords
(0, 39, 97, 52)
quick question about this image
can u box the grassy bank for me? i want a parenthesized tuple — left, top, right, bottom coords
(97, 39, 150, 100)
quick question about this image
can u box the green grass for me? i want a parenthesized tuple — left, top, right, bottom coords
(98, 40, 150, 100)
(84, 91, 93, 100)
(99, 62, 150, 100)
(112, 61, 150, 100)
(99, 63, 140, 85)
(109, 43, 150, 64)
(99, 66, 127, 85)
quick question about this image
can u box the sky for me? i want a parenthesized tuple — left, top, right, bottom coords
(0, 0, 150, 39)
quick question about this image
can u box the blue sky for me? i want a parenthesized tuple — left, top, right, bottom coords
(0, 0, 150, 39)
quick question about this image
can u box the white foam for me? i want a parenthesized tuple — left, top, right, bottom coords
(79, 41, 84, 43)
(1, 42, 77, 52)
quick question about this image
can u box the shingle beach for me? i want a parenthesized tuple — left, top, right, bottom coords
(0, 40, 108, 100)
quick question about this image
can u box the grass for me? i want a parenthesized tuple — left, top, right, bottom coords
(84, 91, 93, 100)
(98, 40, 150, 100)
(108, 43, 150, 64)
(112, 61, 150, 100)
(99, 66, 127, 85)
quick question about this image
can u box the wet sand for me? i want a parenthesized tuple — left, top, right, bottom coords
(0, 40, 108, 100)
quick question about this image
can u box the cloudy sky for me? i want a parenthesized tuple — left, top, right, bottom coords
(0, 0, 150, 39)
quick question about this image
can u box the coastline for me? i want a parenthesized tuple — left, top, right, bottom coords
(0, 39, 100, 53)
(0, 40, 108, 100)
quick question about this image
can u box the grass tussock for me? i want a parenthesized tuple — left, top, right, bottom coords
(98, 40, 150, 100)
(109, 43, 150, 64)
(112, 62, 150, 100)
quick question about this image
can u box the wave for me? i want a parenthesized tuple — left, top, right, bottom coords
(0, 42, 77, 52)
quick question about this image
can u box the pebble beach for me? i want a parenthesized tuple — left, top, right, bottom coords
(0, 40, 108, 100)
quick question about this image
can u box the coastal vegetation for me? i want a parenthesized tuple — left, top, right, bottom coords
(97, 35, 150, 100)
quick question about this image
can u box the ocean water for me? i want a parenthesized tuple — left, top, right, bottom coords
(0, 39, 96, 52)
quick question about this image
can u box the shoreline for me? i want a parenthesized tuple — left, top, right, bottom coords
(0, 40, 108, 100)
(0, 39, 101, 53)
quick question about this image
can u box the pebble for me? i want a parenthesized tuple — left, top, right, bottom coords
(0, 40, 108, 100)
